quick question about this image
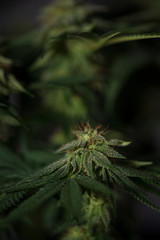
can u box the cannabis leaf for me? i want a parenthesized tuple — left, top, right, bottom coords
(1, 123, 160, 231)
(3, 180, 66, 225)
(57, 124, 160, 212)
(61, 179, 82, 220)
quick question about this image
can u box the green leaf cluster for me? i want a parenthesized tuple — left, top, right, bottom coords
(1, 124, 160, 238)
(0, 0, 160, 239)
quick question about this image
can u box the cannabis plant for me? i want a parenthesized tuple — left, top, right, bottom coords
(0, 0, 160, 239)
(1, 123, 160, 240)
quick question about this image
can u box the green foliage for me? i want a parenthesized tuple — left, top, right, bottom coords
(0, 53, 32, 129)
(3, 180, 65, 225)
(61, 225, 95, 240)
(0, 55, 29, 96)
(0, 143, 31, 182)
(0, 0, 160, 239)
(0, 191, 27, 213)
(83, 192, 110, 232)
(61, 179, 82, 220)
(1, 124, 160, 239)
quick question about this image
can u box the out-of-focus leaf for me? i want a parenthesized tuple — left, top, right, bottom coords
(106, 33, 160, 45)
(0, 55, 12, 67)
(0, 108, 21, 126)
(8, 74, 33, 97)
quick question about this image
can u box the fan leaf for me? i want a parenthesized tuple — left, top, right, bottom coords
(61, 179, 82, 219)
(3, 180, 66, 224)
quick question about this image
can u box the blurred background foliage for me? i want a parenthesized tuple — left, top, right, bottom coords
(0, 0, 160, 239)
